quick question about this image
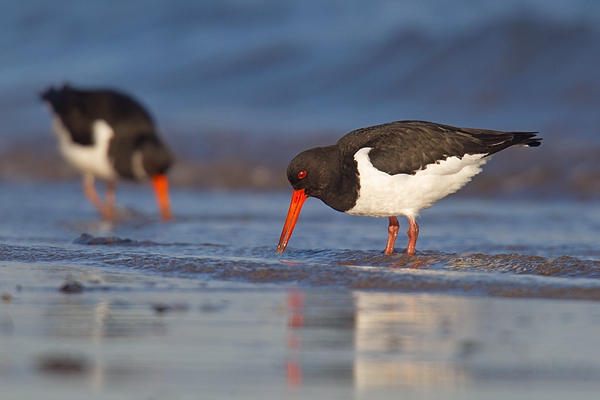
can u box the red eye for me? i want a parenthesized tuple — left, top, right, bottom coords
(297, 171, 307, 179)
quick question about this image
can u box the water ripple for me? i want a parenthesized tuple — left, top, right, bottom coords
(2, 237, 600, 300)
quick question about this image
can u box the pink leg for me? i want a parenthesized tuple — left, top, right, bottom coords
(406, 216, 419, 255)
(83, 175, 105, 212)
(82, 175, 115, 220)
(384, 216, 399, 255)
(104, 180, 117, 220)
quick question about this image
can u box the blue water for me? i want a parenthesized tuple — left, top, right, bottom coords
(0, 182, 599, 300)
(2, 0, 600, 146)
(2, 0, 599, 198)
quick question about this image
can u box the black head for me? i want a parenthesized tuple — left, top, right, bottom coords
(286, 145, 339, 199)
(137, 134, 173, 176)
(278, 145, 338, 254)
(286, 144, 359, 213)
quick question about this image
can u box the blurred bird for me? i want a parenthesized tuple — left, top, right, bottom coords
(41, 84, 173, 220)
(278, 120, 541, 255)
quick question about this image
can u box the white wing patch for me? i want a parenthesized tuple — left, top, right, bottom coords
(347, 147, 489, 218)
(53, 117, 117, 181)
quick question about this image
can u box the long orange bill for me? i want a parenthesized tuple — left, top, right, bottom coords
(277, 189, 308, 254)
(152, 174, 172, 221)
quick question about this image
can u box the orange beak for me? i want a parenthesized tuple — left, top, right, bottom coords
(152, 174, 172, 221)
(277, 189, 308, 253)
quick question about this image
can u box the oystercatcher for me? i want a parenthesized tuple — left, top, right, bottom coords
(277, 120, 541, 255)
(40, 84, 173, 220)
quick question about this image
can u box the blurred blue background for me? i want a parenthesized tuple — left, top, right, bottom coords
(1, 0, 599, 194)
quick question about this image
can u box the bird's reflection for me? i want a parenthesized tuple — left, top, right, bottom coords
(352, 292, 469, 388)
(285, 288, 355, 387)
(285, 289, 470, 389)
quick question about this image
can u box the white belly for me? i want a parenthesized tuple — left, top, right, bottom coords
(347, 147, 489, 218)
(53, 118, 118, 181)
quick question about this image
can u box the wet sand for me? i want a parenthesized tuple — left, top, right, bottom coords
(2, 261, 600, 399)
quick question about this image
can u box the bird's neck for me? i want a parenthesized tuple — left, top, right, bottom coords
(317, 151, 360, 213)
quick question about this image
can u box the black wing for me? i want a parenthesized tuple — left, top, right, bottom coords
(337, 120, 540, 175)
(40, 84, 156, 146)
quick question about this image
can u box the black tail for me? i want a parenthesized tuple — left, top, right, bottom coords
(509, 132, 542, 148)
(459, 128, 542, 156)
(40, 86, 58, 104)
(39, 84, 71, 113)
(486, 131, 541, 155)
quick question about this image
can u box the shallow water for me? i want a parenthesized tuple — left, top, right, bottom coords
(1, 182, 600, 398)
(2, 182, 600, 298)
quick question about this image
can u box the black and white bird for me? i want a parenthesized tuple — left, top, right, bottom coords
(277, 120, 541, 255)
(41, 84, 173, 220)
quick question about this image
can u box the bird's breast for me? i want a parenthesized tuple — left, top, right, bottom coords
(54, 118, 118, 181)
